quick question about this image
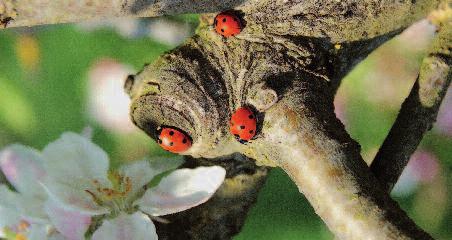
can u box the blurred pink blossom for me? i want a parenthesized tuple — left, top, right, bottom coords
(88, 59, 136, 133)
(361, 20, 436, 107)
(398, 19, 436, 50)
(147, 19, 192, 46)
(76, 18, 192, 46)
(334, 93, 348, 125)
(392, 150, 440, 197)
(436, 87, 452, 136)
(409, 150, 440, 183)
(76, 18, 140, 38)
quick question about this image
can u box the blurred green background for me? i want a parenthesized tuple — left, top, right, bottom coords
(0, 16, 451, 240)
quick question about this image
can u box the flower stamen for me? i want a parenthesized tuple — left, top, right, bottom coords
(17, 221, 29, 232)
(84, 174, 133, 211)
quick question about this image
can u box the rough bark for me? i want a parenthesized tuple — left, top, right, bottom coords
(0, 0, 245, 28)
(1, 0, 450, 239)
(0, 0, 440, 36)
(126, 1, 445, 239)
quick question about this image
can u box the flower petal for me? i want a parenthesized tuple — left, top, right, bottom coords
(118, 160, 158, 202)
(117, 157, 184, 203)
(136, 166, 225, 216)
(17, 195, 48, 223)
(92, 212, 157, 240)
(42, 132, 110, 185)
(0, 185, 21, 228)
(0, 145, 46, 197)
(45, 198, 91, 240)
(42, 181, 109, 216)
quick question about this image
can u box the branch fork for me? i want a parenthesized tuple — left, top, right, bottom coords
(2, 0, 450, 239)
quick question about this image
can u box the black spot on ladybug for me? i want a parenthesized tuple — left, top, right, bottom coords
(240, 125, 245, 129)
(223, 18, 227, 22)
(183, 139, 187, 144)
(249, 130, 254, 134)
(239, 139, 248, 144)
(169, 142, 174, 146)
(248, 115, 254, 119)
(221, 29, 225, 32)
(169, 131, 174, 136)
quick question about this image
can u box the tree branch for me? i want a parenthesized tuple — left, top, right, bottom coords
(370, 17, 451, 193)
(0, 0, 245, 28)
(254, 84, 433, 239)
(126, 2, 445, 238)
(238, 0, 440, 42)
(1, 0, 440, 33)
(156, 155, 269, 240)
(0, 0, 447, 239)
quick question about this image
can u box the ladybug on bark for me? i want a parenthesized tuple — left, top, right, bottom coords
(230, 107, 257, 144)
(214, 12, 243, 37)
(157, 127, 192, 153)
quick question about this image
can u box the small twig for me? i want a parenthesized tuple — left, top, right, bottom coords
(370, 19, 451, 192)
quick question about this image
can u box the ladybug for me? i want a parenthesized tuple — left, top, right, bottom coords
(230, 107, 257, 144)
(214, 12, 242, 37)
(157, 127, 192, 153)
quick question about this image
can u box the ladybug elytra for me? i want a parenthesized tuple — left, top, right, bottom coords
(214, 12, 243, 37)
(230, 107, 257, 144)
(157, 127, 192, 153)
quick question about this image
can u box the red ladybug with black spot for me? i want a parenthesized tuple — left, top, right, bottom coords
(230, 107, 257, 144)
(157, 127, 192, 153)
(214, 12, 243, 38)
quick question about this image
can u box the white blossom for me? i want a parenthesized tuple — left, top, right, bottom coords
(39, 132, 226, 240)
(0, 145, 91, 240)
